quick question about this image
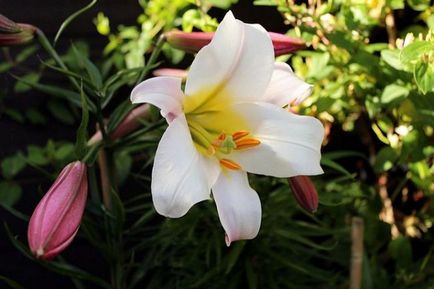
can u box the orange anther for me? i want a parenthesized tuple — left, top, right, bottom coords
(219, 159, 242, 170)
(234, 138, 261, 150)
(232, 130, 250, 141)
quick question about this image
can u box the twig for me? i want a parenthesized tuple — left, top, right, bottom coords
(350, 217, 364, 289)
(385, 9, 397, 48)
(98, 147, 111, 210)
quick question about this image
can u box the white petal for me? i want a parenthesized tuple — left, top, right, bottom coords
(262, 62, 313, 107)
(231, 102, 324, 177)
(184, 11, 274, 108)
(131, 77, 184, 122)
(151, 114, 219, 218)
(212, 171, 261, 246)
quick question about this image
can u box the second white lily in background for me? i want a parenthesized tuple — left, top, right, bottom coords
(131, 11, 324, 245)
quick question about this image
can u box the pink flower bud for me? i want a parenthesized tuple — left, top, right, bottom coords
(153, 68, 188, 79)
(28, 161, 88, 260)
(88, 104, 150, 145)
(288, 175, 318, 213)
(0, 14, 36, 46)
(165, 31, 305, 56)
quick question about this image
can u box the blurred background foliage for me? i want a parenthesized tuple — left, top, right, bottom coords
(0, 0, 433, 288)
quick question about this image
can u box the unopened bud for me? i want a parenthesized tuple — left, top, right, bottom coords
(27, 161, 88, 260)
(288, 175, 318, 213)
(0, 14, 36, 46)
(165, 31, 305, 56)
(153, 68, 188, 79)
(88, 104, 150, 145)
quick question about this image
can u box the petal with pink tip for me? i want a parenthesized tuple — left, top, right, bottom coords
(212, 170, 261, 246)
(131, 76, 184, 122)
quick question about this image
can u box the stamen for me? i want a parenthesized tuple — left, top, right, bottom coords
(234, 137, 261, 150)
(188, 121, 213, 149)
(212, 132, 227, 147)
(232, 130, 250, 141)
(207, 145, 216, 155)
(220, 159, 242, 170)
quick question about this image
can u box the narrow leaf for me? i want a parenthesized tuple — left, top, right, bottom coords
(75, 84, 89, 160)
(54, 0, 98, 45)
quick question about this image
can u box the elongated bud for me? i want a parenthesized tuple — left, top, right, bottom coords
(288, 175, 318, 213)
(28, 161, 88, 260)
(88, 104, 150, 145)
(153, 68, 188, 79)
(165, 31, 305, 56)
(0, 14, 36, 46)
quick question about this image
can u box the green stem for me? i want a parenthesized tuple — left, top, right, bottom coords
(96, 96, 109, 141)
(135, 34, 166, 85)
(35, 28, 81, 91)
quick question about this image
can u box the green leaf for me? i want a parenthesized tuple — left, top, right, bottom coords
(206, 0, 239, 9)
(1, 153, 26, 179)
(54, 0, 98, 44)
(414, 62, 434, 94)
(245, 260, 258, 289)
(110, 189, 125, 235)
(0, 275, 26, 289)
(47, 100, 76, 125)
(26, 145, 49, 166)
(75, 85, 89, 160)
(387, 0, 404, 9)
(25, 108, 47, 125)
(388, 236, 412, 268)
(54, 143, 75, 160)
(374, 147, 399, 172)
(381, 83, 409, 105)
(15, 45, 39, 63)
(10, 74, 96, 112)
(321, 158, 354, 178)
(105, 100, 134, 134)
(4, 223, 111, 288)
(0, 181, 22, 207)
(225, 241, 245, 274)
(381, 49, 407, 71)
(400, 41, 434, 64)
(3, 109, 25, 123)
(114, 150, 132, 185)
(71, 44, 103, 90)
(407, 0, 430, 11)
(14, 73, 40, 93)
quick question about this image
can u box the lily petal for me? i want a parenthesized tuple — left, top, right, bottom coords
(231, 102, 324, 177)
(184, 11, 274, 108)
(152, 114, 219, 217)
(262, 62, 313, 107)
(212, 170, 261, 246)
(131, 76, 184, 122)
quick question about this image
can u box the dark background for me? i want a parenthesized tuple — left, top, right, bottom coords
(0, 1, 286, 288)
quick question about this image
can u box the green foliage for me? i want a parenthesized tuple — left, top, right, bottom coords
(1, 0, 434, 288)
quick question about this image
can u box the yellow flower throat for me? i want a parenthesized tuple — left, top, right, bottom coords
(183, 87, 260, 170)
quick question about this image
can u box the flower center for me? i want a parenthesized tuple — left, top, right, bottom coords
(183, 87, 261, 170)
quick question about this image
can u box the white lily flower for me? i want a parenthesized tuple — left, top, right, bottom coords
(131, 11, 324, 246)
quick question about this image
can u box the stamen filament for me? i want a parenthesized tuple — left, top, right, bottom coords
(188, 121, 213, 149)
